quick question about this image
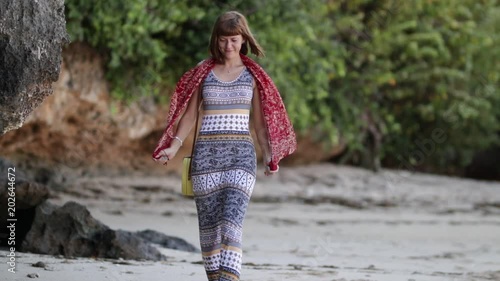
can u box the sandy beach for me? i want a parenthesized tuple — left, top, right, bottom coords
(3, 164, 500, 281)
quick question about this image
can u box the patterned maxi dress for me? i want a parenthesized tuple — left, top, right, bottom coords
(191, 67, 257, 281)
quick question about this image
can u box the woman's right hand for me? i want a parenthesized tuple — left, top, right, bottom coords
(263, 155, 279, 176)
(154, 142, 181, 165)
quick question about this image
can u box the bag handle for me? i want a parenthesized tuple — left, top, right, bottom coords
(188, 91, 201, 180)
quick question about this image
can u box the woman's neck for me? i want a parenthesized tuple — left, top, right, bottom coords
(221, 56, 243, 68)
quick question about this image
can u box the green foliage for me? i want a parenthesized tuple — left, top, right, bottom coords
(326, 0, 499, 171)
(65, 0, 206, 100)
(65, 0, 500, 173)
(244, 0, 345, 144)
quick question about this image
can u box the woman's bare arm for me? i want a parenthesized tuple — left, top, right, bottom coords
(174, 87, 201, 144)
(154, 87, 201, 163)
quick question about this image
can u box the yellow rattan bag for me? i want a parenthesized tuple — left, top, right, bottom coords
(181, 101, 200, 198)
(181, 157, 194, 196)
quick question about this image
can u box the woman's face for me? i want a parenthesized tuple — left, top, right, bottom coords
(218, 35, 244, 60)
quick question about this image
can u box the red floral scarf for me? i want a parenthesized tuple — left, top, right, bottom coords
(152, 54, 297, 166)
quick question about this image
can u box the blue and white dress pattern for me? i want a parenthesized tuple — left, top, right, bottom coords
(191, 67, 256, 281)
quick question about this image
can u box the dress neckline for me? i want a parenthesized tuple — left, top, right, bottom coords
(210, 67, 246, 83)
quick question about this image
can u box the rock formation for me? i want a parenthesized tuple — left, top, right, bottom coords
(0, 0, 69, 135)
(21, 201, 168, 261)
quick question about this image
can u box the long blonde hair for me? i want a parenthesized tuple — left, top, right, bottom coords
(209, 11, 265, 63)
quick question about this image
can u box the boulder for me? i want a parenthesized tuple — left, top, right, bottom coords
(136, 229, 199, 253)
(0, 0, 69, 135)
(20, 201, 199, 261)
(20, 201, 165, 260)
(97, 229, 166, 261)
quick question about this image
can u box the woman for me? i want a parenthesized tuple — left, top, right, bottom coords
(152, 11, 296, 281)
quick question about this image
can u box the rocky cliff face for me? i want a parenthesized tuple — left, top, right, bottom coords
(0, 0, 69, 135)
